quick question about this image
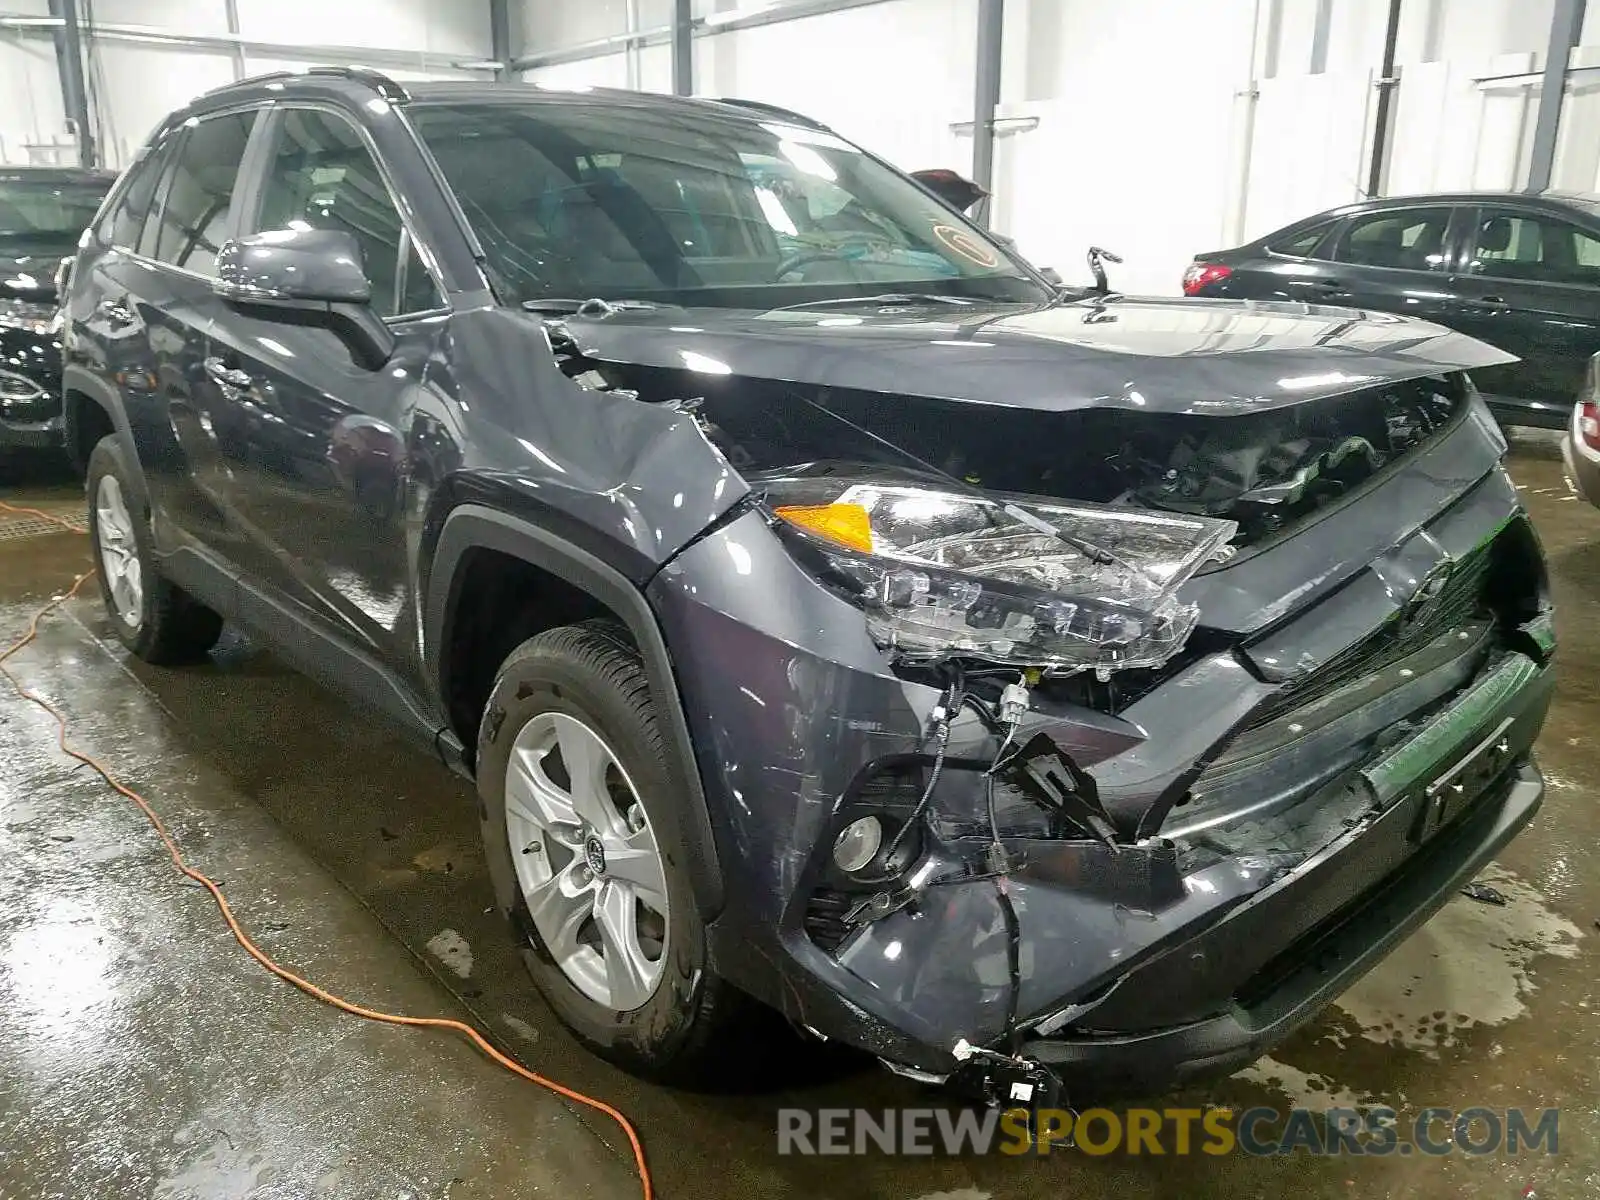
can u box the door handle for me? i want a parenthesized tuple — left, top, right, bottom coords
(203, 356, 253, 391)
(1467, 295, 1511, 311)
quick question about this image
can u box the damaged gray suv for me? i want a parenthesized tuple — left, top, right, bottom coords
(62, 70, 1554, 1103)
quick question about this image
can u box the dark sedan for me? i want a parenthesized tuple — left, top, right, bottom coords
(1, 165, 116, 458)
(1182, 191, 1600, 428)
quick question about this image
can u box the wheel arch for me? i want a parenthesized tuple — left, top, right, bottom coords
(425, 504, 725, 918)
(61, 365, 143, 493)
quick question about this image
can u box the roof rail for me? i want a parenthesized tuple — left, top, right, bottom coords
(711, 97, 829, 130)
(201, 65, 411, 104)
(306, 65, 410, 103)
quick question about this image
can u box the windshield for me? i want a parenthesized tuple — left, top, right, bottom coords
(0, 177, 109, 251)
(409, 101, 1049, 308)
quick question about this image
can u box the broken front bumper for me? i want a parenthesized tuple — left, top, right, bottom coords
(647, 414, 1551, 1085)
(1022, 653, 1551, 1094)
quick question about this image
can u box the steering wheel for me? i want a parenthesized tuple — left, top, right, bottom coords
(774, 237, 887, 281)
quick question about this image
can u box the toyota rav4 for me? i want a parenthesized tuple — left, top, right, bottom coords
(62, 69, 1555, 1101)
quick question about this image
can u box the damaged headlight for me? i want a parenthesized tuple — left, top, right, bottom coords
(764, 472, 1237, 671)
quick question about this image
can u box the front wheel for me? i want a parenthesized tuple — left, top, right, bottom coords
(476, 621, 761, 1085)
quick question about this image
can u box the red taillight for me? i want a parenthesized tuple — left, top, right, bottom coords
(1580, 399, 1600, 451)
(1182, 261, 1232, 295)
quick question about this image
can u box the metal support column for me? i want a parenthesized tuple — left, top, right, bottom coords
(223, 0, 247, 79)
(1365, 0, 1403, 197)
(672, 0, 692, 96)
(490, 0, 513, 81)
(486, 0, 512, 81)
(1527, 0, 1587, 193)
(45, 0, 95, 166)
(971, 0, 1003, 228)
(1308, 0, 1333, 74)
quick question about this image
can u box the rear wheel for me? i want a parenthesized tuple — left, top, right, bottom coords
(86, 436, 223, 664)
(476, 621, 759, 1085)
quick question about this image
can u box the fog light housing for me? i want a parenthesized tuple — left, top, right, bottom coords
(832, 816, 883, 873)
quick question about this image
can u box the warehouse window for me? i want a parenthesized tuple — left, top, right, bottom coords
(253, 108, 441, 317)
(1333, 208, 1451, 271)
(1468, 211, 1600, 287)
(147, 110, 257, 277)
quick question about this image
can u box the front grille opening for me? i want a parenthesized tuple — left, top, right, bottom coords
(1240, 518, 1532, 734)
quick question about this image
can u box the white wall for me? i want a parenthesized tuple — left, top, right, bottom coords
(0, 0, 71, 163)
(523, 0, 976, 174)
(988, 0, 1576, 295)
(1, 0, 492, 166)
(694, 0, 977, 172)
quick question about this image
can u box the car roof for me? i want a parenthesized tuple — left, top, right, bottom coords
(1292, 189, 1600, 224)
(182, 70, 828, 133)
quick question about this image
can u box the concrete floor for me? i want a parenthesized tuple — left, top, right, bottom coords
(0, 445, 1595, 1199)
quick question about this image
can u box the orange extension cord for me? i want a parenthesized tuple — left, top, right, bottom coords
(0, 499, 653, 1200)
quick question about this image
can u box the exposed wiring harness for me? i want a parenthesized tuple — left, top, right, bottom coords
(0, 501, 654, 1200)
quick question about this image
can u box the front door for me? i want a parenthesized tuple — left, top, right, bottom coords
(200, 104, 448, 686)
(1445, 205, 1600, 417)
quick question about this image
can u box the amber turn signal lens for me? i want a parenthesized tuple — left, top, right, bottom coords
(773, 503, 873, 553)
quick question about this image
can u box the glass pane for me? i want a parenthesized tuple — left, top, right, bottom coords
(1471, 211, 1600, 286)
(100, 143, 168, 251)
(410, 100, 1048, 309)
(0, 174, 111, 253)
(150, 111, 256, 277)
(1269, 223, 1330, 258)
(254, 108, 439, 317)
(1335, 207, 1451, 271)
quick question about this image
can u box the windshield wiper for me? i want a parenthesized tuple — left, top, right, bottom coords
(774, 292, 979, 312)
(521, 297, 660, 317)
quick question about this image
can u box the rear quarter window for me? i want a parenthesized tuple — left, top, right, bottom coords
(1268, 222, 1333, 258)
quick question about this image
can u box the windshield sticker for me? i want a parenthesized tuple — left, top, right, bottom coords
(933, 223, 1001, 268)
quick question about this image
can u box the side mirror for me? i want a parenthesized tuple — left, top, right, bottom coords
(214, 228, 394, 369)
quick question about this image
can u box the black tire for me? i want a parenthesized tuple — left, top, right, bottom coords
(85, 436, 224, 664)
(477, 620, 760, 1086)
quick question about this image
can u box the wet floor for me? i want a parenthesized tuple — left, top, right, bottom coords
(1, 444, 1596, 1198)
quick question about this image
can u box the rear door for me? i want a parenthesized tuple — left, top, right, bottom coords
(197, 103, 447, 684)
(1320, 204, 1462, 322)
(1446, 204, 1600, 415)
(93, 105, 267, 561)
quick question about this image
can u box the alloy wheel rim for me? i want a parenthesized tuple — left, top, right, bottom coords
(95, 475, 143, 627)
(505, 711, 669, 1011)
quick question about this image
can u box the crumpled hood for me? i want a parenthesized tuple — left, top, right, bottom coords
(563, 295, 1517, 414)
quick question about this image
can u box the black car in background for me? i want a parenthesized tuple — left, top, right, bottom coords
(1, 165, 116, 458)
(1183, 191, 1600, 429)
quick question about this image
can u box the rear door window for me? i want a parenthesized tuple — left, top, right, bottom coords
(147, 110, 257, 277)
(101, 137, 174, 251)
(1333, 207, 1452, 271)
(1467, 209, 1600, 287)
